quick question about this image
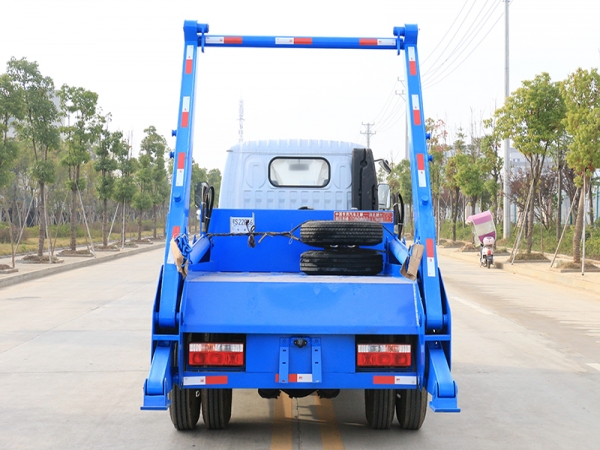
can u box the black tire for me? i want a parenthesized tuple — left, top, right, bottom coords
(396, 388, 427, 430)
(300, 221, 383, 246)
(300, 249, 383, 276)
(486, 258, 491, 269)
(201, 389, 232, 429)
(365, 389, 396, 429)
(169, 384, 201, 430)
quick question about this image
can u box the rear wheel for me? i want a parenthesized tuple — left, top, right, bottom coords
(486, 258, 491, 269)
(365, 389, 395, 429)
(300, 249, 383, 276)
(300, 221, 383, 246)
(202, 388, 233, 429)
(396, 388, 427, 430)
(169, 385, 201, 430)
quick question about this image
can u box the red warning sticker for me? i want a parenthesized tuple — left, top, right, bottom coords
(334, 211, 393, 223)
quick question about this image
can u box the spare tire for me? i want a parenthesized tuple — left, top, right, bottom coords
(300, 249, 383, 275)
(300, 221, 383, 246)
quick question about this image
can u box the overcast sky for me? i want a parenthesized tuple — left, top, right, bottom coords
(2, 0, 599, 170)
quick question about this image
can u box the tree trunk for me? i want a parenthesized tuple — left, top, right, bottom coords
(572, 183, 586, 264)
(451, 187, 460, 242)
(138, 210, 143, 241)
(102, 197, 108, 247)
(526, 184, 536, 254)
(556, 159, 562, 240)
(37, 182, 46, 257)
(70, 187, 77, 251)
(153, 204, 157, 239)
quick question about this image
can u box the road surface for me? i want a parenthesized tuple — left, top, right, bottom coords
(0, 248, 599, 449)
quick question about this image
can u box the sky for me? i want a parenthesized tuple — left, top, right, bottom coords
(2, 0, 599, 171)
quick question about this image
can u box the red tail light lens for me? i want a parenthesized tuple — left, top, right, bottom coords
(189, 343, 244, 366)
(357, 344, 411, 367)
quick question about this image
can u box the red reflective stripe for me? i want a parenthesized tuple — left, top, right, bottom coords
(181, 112, 189, 128)
(426, 238, 434, 257)
(224, 36, 243, 44)
(185, 59, 193, 74)
(359, 38, 378, 46)
(417, 153, 425, 171)
(288, 374, 298, 382)
(409, 61, 417, 76)
(373, 376, 395, 385)
(294, 37, 312, 45)
(206, 375, 228, 385)
(413, 109, 421, 126)
(172, 226, 180, 239)
(177, 152, 185, 169)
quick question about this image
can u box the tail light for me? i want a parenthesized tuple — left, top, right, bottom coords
(357, 344, 411, 367)
(189, 343, 244, 366)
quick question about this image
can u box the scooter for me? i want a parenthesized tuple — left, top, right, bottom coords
(466, 210, 496, 269)
(479, 235, 495, 269)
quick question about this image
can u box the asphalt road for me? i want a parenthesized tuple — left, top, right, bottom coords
(1, 248, 599, 449)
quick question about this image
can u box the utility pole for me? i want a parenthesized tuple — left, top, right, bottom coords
(503, 0, 511, 239)
(361, 122, 376, 149)
(238, 99, 244, 144)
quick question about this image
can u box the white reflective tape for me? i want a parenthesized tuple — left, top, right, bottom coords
(183, 376, 206, 386)
(186, 45, 193, 60)
(205, 36, 224, 44)
(412, 94, 420, 110)
(378, 38, 396, 46)
(408, 46, 416, 61)
(175, 168, 184, 187)
(276, 37, 294, 45)
(427, 256, 435, 277)
(166, 246, 175, 264)
(395, 376, 417, 385)
(296, 374, 313, 382)
(182, 96, 190, 112)
(418, 169, 426, 187)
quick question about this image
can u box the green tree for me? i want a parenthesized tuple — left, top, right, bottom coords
(58, 84, 101, 251)
(113, 139, 137, 246)
(132, 135, 154, 241)
(426, 118, 449, 236)
(0, 72, 24, 267)
(139, 126, 170, 238)
(7, 57, 60, 257)
(494, 73, 565, 253)
(94, 127, 123, 247)
(561, 68, 600, 264)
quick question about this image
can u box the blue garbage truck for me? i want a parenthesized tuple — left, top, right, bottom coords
(141, 20, 459, 431)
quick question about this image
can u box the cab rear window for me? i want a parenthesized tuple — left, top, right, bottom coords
(268, 157, 330, 187)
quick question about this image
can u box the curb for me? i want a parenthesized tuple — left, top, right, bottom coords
(438, 247, 600, 296)
(0, 243, 165, 289)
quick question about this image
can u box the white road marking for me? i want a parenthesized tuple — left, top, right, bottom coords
(452, 296, 493, 315)
(586, 363, 600, 372)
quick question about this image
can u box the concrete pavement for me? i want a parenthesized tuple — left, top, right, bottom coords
(0, 241, 165, 289)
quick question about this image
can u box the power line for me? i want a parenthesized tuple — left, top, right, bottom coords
(423, 2, 500, 86)
(424, 10, 504, 90)
(421, 0, 478, 75)
(421, 0, 470, 67)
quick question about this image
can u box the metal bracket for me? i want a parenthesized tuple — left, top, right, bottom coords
(426, 342, 460, 413)
(141, 344, 174, 410)
(278, 338, 290, 383)
(311, 338, 322, 383)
